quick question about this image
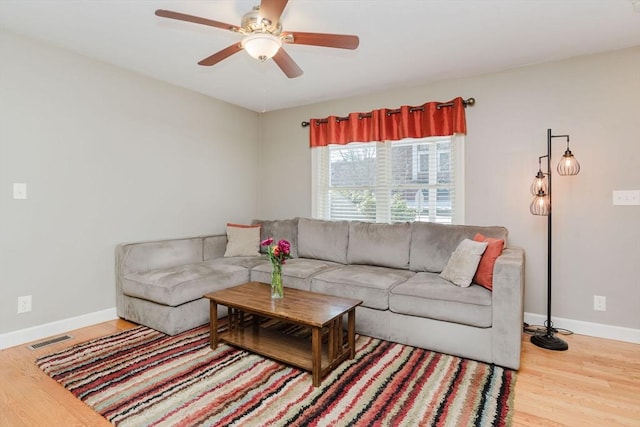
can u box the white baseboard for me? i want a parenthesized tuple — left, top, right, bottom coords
(2, 309, 637, 350)
(524, 312, 640, 344)
(0, 307, 118, 350)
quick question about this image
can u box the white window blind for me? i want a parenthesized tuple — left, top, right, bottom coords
(312, 136, 465, 224)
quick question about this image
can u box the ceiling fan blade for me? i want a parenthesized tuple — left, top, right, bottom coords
(273, 48, 303, 78)
(198, 44, 243, 66)
(259, 0, 288, 26)
(284, 31, 359, 50)
(155, 9, 240, 32)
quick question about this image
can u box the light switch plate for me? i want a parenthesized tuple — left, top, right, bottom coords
(613, 190, 640, 206)
(13, 183, 27, 199)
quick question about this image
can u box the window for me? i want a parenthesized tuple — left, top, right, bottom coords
(312, 135, 465, 224)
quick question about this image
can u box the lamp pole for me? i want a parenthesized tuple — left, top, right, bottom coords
(530, 128, 579, 351)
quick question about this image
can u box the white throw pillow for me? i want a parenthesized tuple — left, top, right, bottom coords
(224, 223, 261, 257)
(439, 238, 488, 287)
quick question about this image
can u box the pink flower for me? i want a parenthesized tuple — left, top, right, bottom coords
(277, 239, 291, 255)
(261, 236, 293, 267)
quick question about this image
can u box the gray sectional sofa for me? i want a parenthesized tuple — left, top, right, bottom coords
(115, 217, 525, 369)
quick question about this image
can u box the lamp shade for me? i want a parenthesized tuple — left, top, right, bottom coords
(557, 148, 580, 176)
(530, 171, 548, 196)
(530, 193, 550, 216)
(241, 33, 282, 62)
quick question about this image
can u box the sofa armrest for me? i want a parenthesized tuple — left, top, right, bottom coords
(114, 237, 204, 318)
(490, 246, 525, 369)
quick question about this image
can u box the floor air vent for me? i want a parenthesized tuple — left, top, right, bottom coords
(28, 334, 73, 350)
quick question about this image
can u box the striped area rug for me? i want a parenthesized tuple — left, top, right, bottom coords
(36, 322, 515, 426)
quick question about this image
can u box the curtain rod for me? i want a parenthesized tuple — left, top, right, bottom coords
(300, 97, 475, 127)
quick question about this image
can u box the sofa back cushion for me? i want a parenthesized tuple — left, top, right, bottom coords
(120, 238, 203, 275)
(347, 221, 411, 269)
(203, 235, 228, 260)
(410, 222, 508, 272)
(252, 218, 299, 258)
(297, 218, 349, 264)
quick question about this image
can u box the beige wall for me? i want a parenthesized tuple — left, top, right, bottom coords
(2, 28, 637, 336)
(259, 47, 640, 330)
(0, 31, 259, 333)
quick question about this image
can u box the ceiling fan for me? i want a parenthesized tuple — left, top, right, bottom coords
(155, 0, 360, 78)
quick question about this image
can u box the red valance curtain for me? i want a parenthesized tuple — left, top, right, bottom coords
(309, 97, 467, 147)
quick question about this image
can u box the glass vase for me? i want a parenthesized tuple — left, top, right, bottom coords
(271, 264, 284, 299)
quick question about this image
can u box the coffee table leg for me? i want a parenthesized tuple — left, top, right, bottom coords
(328, 321, 335, 360)
(348, 309, 356, 359)
(312, 326, 321, 387)
(336, 318, 344, 356)
(210, 301, 218, 349)
(252, 314, 260, 334)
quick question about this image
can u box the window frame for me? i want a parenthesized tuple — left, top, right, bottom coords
(311, 135, 465, 224)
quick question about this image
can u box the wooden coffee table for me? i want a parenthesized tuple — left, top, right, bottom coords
(204, 282, 362, 387)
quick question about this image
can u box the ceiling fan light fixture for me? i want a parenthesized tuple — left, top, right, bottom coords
(156, 3, 360, 78)
(241, 33, 282, 62)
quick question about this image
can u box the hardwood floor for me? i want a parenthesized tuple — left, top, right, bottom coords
(1, 320, 638, 426)
(514, 332, 640, 426)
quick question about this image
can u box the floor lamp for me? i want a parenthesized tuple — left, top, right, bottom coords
(529, 128, 580, 351)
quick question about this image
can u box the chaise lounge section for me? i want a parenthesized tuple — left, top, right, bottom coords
(115, 217, 525, 369)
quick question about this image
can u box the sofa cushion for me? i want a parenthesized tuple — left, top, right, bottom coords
(209, 256, 267, 269)
(251, 258, 341, 291)
(121, 238, 203, 275)
(123, 261, 249, 307)
(347, 221, 411, 269)
(389, 272, 492, 327)
(203, 235, 228, 260)
(297, 218, 349, 264)
(410, 222, 508, 273)
(311, 265, 415, 310)
(253, 218, 299, 258)
(224, 223, 261, 257)
(439, 238, 488, 287)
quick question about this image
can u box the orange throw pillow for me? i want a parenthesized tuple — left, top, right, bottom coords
(472, 233, 505, 291)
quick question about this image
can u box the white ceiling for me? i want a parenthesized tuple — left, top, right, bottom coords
(1, 0, 639, 112)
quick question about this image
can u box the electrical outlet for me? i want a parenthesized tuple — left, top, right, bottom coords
(593, 295, 606, 312)
(13, 183, 27, 199)
(17, 295, 32, 313)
